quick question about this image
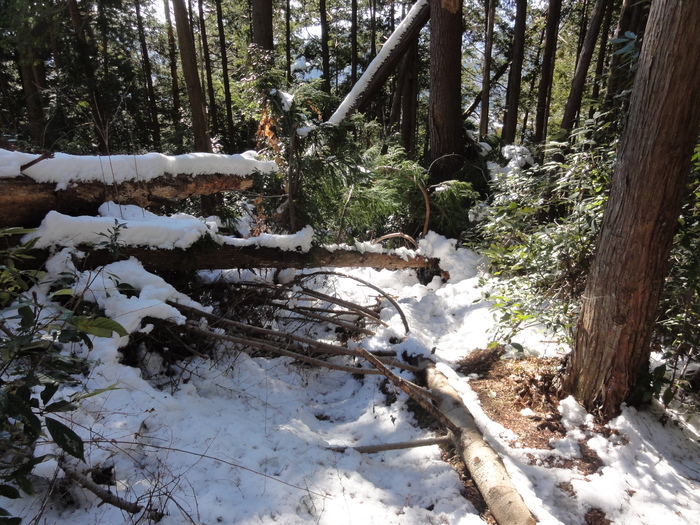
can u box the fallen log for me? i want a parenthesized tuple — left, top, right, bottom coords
(0, 172, 255, 228)
(423, 361, 537, 525)
(22, 244, 440, 273)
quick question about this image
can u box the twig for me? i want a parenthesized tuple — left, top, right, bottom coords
(186, 323, 383, 375)
(355, 346, 446, 405)
(328, 435, 451, 454)
(58, 457, 143, 515)
(300, 271, 410, 334)
(371, 232, 419, 250)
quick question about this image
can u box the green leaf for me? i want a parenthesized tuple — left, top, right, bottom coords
(510, 342, 525, 353)
(44, 400, 77, 413)
(71, 383, 120, 401)
(40, 383, 59, 405)
(72, 316, 128, 338)
(662, 386, 675, 406)
(0, 507, 22, 525)
(0, 484, 20, 499)
(45, 417, 85, 462)
(50, 289, 74, 298)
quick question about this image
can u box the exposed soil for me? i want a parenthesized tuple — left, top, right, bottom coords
(456, 346, 612, 523)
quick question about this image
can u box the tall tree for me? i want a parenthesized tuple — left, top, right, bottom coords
(429, 0, 464, 180)
(587, 0, 615, 119)
(561, 0, 700, 421)
(215, 0, 235, 152)
(251, 0, 274, 51)
(66, 0, 108, 153)
(171, 0, 211, 153)
(319, 0, 331, 95)
(560, 0, 610, 133)
(534, 0, 562, 144)
(351, 0, 358, 86)
(479, 0, 496, 137)
(197, 0, 218, 137)
(135, 0, 161, 150)
(501, 0, 527, 144)
(163, 0, 183, 151)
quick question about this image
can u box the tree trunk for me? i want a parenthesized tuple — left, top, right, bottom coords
(604, 0, 650, 122)
(560, 0, 610, 133)
(463, 60, 509, 119)
(319, 0, 331, 95)
(587, 0, 615, 119)
(351, 0, 358, 86)
(27, 245, 440, 274)
(430, 0, 465, 181)
(172, 0, 211, 153)
(327, 0, 429, 124)
(17, 46, 45, 147)
(0, 172, 256, 228)
(198, 0, 218, 137)
(479, 0, 497, 137)
(401, 41, 420, 157)
(561, 0, 700, 421)
(534, 0, 562, 144)
(285, 0, 292, 82)
(501, 0, 527, 144)
(135, 0, 162, 150)
(163, 0, 183, 151)
(65, 0, 108, 153)
(215, 0, 235, 153)
(252, 0, 274, 51)
(423, 362, 537, 525)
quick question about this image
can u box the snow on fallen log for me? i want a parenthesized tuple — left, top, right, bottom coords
(0, 149, 276, 227)
(422, 360, 538, 525)
(327, 0, 429, 125)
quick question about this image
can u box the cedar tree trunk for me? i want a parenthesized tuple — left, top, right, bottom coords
(561, 0, 700, 421)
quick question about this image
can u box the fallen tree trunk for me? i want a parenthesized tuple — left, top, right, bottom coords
(29, 244, 440, 273)
(422, 361, 537, 525)
(0, 172, 254, 228)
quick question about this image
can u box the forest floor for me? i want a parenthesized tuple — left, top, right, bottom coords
(4, 201, 700, 524)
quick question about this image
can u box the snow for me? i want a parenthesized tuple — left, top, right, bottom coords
(4, 152, 700, 525)
(0, 149, 277, 189)
(328, 0, 428, 125)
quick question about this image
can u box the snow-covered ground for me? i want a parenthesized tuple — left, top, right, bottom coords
(2, 149, 700, 524)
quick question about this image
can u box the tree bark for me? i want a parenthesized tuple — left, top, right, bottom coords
(172, 0, 211, 153)
(327, 0, 429, 124)
(198, 0, 219, 137)
(501, 0, 527, 144)
(587, 0, 615, 119)
(479, 0, 497, 137)
(135, 0, 162, 150)
(561, 0, 700, 421)
(65, 0, 108, 153)
(29, 245, 440, 274)
(429, 0, 464, 180)
(0, 173, 255, 228)
(423, 362, 537, 525)
(560, 0, 610, 133)
(163, 0, 184, 151)
(319, 0, 331, 95)
(215, 0, 235, 152)
(251, 0, 274, 51)
(534, 0, 562, 144)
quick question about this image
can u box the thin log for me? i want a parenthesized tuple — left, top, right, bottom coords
(172, 302, 421, 374)
(29, 245, 440, 274)
(186, 323, 383, 375)
(58, 457, 143, 515)
(422, 361, 537, 525)
(0, 172, 254, 228)
(328, 435, 451, 454)
(300, 271, 410, 334)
